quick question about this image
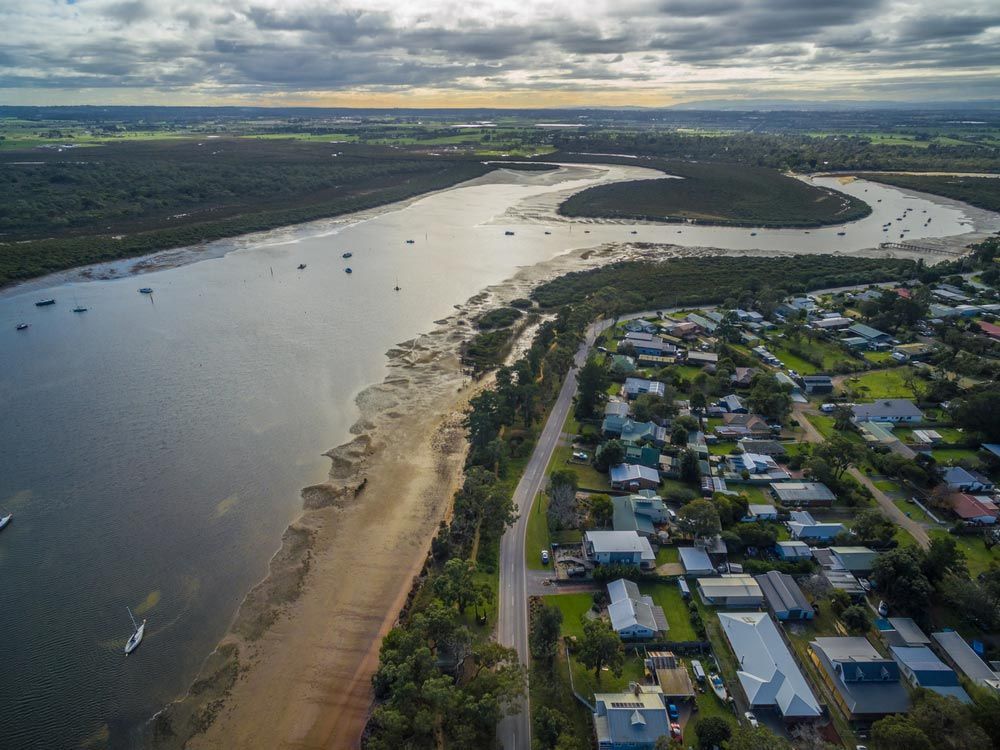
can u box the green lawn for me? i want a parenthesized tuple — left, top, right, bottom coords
(931, 447, 982, 465)
(530, 650, 594, 750)
(766, 346, 820, 375)
(895, 426, 967, 443)
(544, 593, 597, 641)
(656, 546, 680, 565)
(709, 442, 738, 456)
(929, 530, 1000, 577)
(569, 652, 646, 702)
(526, 491, 552, 571)
(864, 351, 896, 364)
(840, 369, 915, 400)
(641, 582, 698, 641)
(808, 413, 863, 444)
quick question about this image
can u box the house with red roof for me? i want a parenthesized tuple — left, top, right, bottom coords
(950, 493, 999, 525)
(978, 321, 1000, 341)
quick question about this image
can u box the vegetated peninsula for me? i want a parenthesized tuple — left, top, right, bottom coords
(557, 159, 871, 227)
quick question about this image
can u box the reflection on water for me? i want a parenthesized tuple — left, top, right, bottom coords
(0, 165, 983, 748)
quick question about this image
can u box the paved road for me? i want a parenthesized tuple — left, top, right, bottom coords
(496, 319, 609, 750)
(793, 404, 930, 548)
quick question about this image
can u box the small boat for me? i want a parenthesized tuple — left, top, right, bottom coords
(73, 307, 88, 313)
(0, 513, 11, 531)
(297, 263, 307, 270)
(804, 231, 810, 234)
(138, 288, 153, 294)
(709, 673, 728, 701)
(405, 239, 415, 244)
(837, 231, 846, 236)
(345, 268, 353, 274)
(750, 232, 757, 236)
(342, 252, 352, 259)
(504, 230, 515, 236)
(630, 230, 638, 235)
(16, 323, 29, 331)
(124, 606, 145, 656)
(35, 299, 55, 307)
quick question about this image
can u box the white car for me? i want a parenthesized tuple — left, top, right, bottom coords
(744, 712, 759, 728)
(572, 451, 589, 461)
(541, 550, 550, 565)
(877, 600, 889, 617)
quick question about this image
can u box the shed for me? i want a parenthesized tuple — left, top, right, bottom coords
(679, 547, 715, 576)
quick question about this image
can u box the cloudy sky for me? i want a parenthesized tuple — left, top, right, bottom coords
(2, 0, 999, 106)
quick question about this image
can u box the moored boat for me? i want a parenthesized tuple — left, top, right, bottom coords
(297, 263, 307, 270)
(16, 323, 29, 330)
(73, 307, 88, 313)
(138, 288, 153, 294)
(35, 299, 55, 307)
(345, 267, 353, 274)
(124, 607, 145, 655)
(342, 252, 352, 258)
(0, 513, 11, 531)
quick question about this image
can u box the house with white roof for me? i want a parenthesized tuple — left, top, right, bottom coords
(932, 631, 1000, 692)
(770, 482, 836, 507)
(742, 504, 778, 522)
(787, 510, 844, 542)
(851, 399, 924, 424)
(775, 541, 813, 560)
(718, 612, 822, 719)
(697, 575, 763, 607)
(607, 579, 668, 639)
(584, 531, 656, 569)
(678, 546, 715, 576)
(624, 377, 666, 400)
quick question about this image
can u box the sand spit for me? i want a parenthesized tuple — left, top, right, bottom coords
(147, 233, 969, 750)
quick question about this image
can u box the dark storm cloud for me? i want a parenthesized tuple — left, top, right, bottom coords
(2, 0, 999, 99)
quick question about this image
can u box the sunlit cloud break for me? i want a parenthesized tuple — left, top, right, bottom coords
(2, 0, 1000, 106)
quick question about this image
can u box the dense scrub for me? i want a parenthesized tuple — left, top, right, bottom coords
(559, 160, 870, 227)
(862, 173, 1000, 213)
(0, 140, 492, 285)
(531, 255, 918, 311)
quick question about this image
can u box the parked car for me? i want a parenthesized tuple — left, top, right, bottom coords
(541, 550, 549, 565)
(744, 712, 759, 728)
(878, 600, 889, 617)
(572, 451, 589, 461)
(567, 565, 587, 578)
(669, 722, 683, 741)
(691, 660, 706, 683)
(668, 703, 679, 720)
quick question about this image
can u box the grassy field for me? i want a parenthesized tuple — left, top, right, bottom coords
(931, 447, 982, 465)
(640, 582, 698, 641)
(929, 529, 1000, 577)
(558, 160, 872, 228)
(840, 368, 914, 399)
(544, 593, 596, 640)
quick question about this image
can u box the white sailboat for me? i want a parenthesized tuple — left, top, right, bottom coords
(124, 606, 146, 655)
(0, 513, 11, 531)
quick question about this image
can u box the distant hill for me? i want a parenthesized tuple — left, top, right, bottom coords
(668, 99, 1000, 111)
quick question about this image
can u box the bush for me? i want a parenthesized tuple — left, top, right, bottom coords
(477, 307, 523, 330)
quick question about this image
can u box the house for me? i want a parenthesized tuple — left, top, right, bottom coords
(735, 309, 765, 323)
(928, 303, 962, 319)
(593, 684, 671, 750)
(679, 546, 715, 576)
(770, 482, 836, 507)
(605, 400, 631, 419)
(979, 321, 1000, 341)
(830, 547, 878, 575)
(610, 463, 661, 491)
(607, 579, 668, 639)
(619, 420, 668, 447)
(810, 637, 910, 720)
(613, 494, 669, 537)
(717, 612, 822, 719)
(787, 510, 844, 541)
(716, 412, 772, 440)
(686, 351, 719, 366)
(625, 319, 659, 333)
(742, 504, 778, 522)
(933, 287, 971, 303)
(822, 569, 865, 599)
(755, 570, 814, 621)
(662, 320, 699, 339)
(876, 617, 930, 649)
(812, 316, 853, 330)
(800, 375, 834, 395)
(932, 631, 1000, 691)
(727, 452, 782, 476)
(686, 312, 718, 333)
(949, 493, 999, 525)
(775, 541, 813, 560)
(658, 454, 680, 479)
(584, 531, 656, 568)
(892, 342, 935, 362)
(942, 466, 995, 493)
(610, 354, 638, 374)
(845, 323, 892, 347)
(624, 377, 666, 400)
(718, 394, 747, 413)
(624, 444, 661, 469)
(891, 646, 972, 703)
(731, 367, 758, 387)
(851, 399, 924, 424)
(777, 297, 817, 317)
(697, 575, 764, 607)
(623, 336, 677, 360)
(602, 413, 628, 438)
(738, 439, 787, 458)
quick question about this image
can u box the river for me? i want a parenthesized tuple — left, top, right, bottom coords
(0, 163, 991, 749)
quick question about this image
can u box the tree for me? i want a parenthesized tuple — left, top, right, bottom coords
(900, 366, 926, 401)
(588, 494, 614, 528)
(679, 447, 701, 482)
(851, 509, 896, 546)
(634, 392, 677, 422)
(534, 706, 569, 750)
(695, 716, 732, 748)
(813, 435, 865, 482)
(547, 469, 579, 531)
(841, 604, 871, 634)
(723, 725, 793, 750)
(575, 357, 610, 419)
(677, 499, 721, 541)
(529, 603, 563, 664)
(594, 440, 625, 472)
(577, 617, 624, 685)
(747, 373, 792, 422)
(671, 425, 689, 446)
(433, 558, 493, 616)
(950, 387, 1000, 441)
(943, 574, 1000, 630)
(829, 588, 851, 615)
(832, 405, 855, 432)
(922, 535, 966, 582)
(871, 546, 933, 616)
(871, 714, 932, 750)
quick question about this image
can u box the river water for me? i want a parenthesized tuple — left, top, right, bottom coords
(0, 164, 987, 749)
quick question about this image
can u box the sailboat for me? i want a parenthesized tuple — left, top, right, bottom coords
(394, 277, 401, 292)
(124, 606, 146, 655)
(0, 512, 12, 531)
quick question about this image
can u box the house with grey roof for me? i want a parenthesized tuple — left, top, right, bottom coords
(755, 570, 814, 621)
(941, 466, 995, 493)
(810, 637, 910, 720)
(788, 509, 845, 542)
(738, 438, 787, 458)
(830, 547, 878, 575)
(844, 323, 892, 348)
(932, 631, 1000, 691)
(770, 482, 836, 507)
(613, 494, 669, 537)
(679, 546, 715, 576)
(607, 579, 668, 639)
(742, 503, 778, 522)
(891, 646, 972, 703)
(593, 684, 671, 750)
(697, 575, 763, 607)
(851, 399, 924, 424)
(585, 531, 656, 568)
(624, 377, 666, 400)
(775, 541, 813, 560)
(878, 617, 931, 648)
(718, 612, 822, 719)
(610, 463, 661, 491)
